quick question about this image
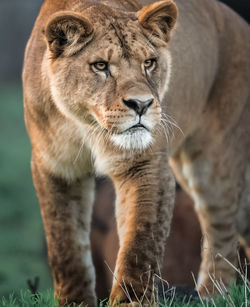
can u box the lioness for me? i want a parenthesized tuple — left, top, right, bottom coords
(22, 0, 250, 305)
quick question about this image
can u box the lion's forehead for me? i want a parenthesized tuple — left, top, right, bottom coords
(91, 35, 155, 65)
(90, 15, 156, 60)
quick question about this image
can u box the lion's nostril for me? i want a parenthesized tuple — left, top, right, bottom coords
(122, 98, 154, 115)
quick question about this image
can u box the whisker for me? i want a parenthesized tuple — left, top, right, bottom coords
(73, 140, 85, 164)
(161, 113, 184, 136)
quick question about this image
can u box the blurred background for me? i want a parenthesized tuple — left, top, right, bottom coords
(0, 0, 249, 301)
(0, 0, 49, 297)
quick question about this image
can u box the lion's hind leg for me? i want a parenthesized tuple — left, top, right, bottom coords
(169, 131, 248, 296)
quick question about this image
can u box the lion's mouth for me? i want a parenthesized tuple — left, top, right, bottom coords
(124, 123, 150, 133)
(110, 122, 153, 150)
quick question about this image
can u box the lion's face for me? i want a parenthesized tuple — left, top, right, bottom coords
(45, 1, 177, 150)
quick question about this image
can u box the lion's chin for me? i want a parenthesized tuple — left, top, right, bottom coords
(110, 129, 153, 151)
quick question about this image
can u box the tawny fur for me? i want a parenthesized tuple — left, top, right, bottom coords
(22, 0, 250, 305)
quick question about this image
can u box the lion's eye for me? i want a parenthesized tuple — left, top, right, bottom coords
(144, 59, 156, 69)
(93, 62, 108, 71)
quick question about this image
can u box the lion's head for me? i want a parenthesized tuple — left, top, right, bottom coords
(44, 0, 177, 151)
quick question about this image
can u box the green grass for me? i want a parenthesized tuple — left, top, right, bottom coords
(0, 83, 52, 297)
(0, 283, 249, 306)
(160, 284, 250, 306)
(1, 290, 58, 307)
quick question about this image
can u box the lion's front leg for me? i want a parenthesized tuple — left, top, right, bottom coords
(109, 155, 175, 306)
(31, 156, 96, 307)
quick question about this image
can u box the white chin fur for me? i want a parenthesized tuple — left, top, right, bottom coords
(111, 129, 153, 151)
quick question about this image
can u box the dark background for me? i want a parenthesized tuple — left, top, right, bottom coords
(0, 0, 249, 299)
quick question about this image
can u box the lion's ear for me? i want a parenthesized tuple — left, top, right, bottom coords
(137, 0, 178, 42)
(44, 11, 93, 58)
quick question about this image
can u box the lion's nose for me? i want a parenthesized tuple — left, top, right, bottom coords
(122, 98, 154, 116)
